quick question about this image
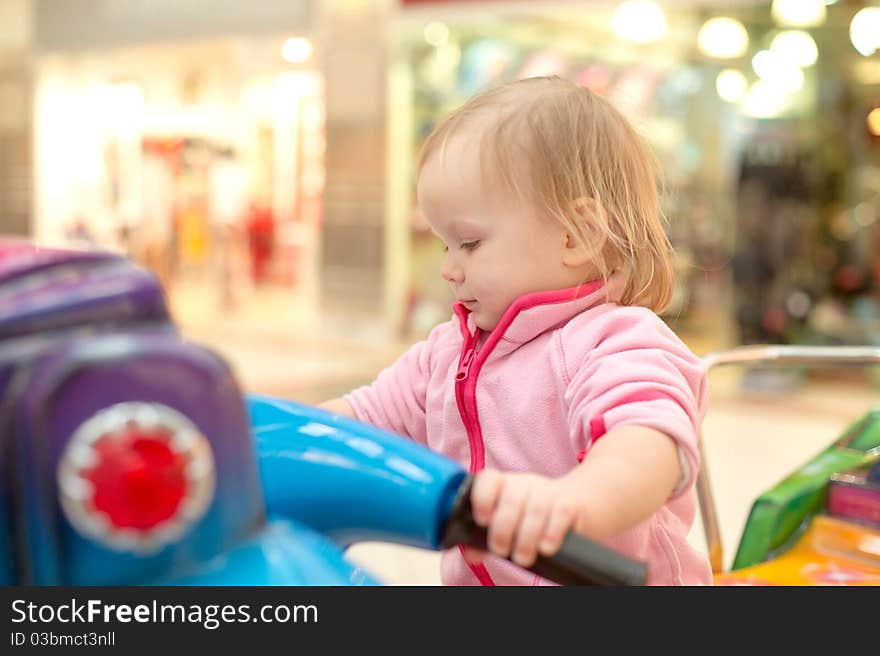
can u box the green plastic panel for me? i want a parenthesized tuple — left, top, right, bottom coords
(732, 408, 880, 570)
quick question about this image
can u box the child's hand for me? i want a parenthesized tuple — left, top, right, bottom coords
(469, 469, 584, 569)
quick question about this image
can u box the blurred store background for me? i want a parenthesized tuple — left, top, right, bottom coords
(2, 0, 880, 582)
(2, 0, 880, 356)
(1, 0, 879, 363)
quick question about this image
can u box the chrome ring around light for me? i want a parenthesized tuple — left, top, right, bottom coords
(57, 401, 216, 555)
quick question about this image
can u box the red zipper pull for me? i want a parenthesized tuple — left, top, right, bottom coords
(456, 348, 475, 382)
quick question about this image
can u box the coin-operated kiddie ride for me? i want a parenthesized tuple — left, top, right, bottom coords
(5, 241, 877, 586)
(0, 241, 644, 586)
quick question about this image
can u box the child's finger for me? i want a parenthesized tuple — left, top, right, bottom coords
(512, 492, 552, 567)
(487, 479, 528, 558)
(539, 498, 577, 556)
(471, 469, 503, 527)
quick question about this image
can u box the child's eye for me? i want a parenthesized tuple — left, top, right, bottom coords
(460, 240, 480, 251)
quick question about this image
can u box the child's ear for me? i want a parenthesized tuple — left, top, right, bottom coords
(561, 232, 593, 268)
(561, 198, 607, 268)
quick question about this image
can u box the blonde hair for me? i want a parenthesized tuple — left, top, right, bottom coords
(417, 76, 675, 313)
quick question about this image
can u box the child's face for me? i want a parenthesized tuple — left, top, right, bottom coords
(417, 131, 583, 332)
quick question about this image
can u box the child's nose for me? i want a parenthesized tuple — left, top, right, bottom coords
(441, 254, 463, 284)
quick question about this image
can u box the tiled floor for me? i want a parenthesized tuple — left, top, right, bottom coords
(171, 283, 880, 584)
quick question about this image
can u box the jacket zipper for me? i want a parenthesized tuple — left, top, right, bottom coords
(454, 331, 495, 585)
(455, 348, 475, 383)
(454, 340, 482, 472)
(448, 282, 607, 585)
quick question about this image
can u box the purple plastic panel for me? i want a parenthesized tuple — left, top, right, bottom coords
(9, 330, 262, 584)
(0, 248, 168, 340)
(0, 240, 117, 285)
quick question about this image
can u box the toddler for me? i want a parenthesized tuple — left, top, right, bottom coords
(321, 76, 712, 585)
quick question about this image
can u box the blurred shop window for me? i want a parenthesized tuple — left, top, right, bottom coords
(208, 149, 249, 310)
(245, 201, 275, 286)
(138, 151, 175, 290)
(732, 134, 816, 346)
(176, 138, 214, 272)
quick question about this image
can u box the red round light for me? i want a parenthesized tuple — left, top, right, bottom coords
(82, 427, 189, 531)
(59, 402, 215, 553)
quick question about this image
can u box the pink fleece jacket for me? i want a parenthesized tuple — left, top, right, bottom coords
(345, 274, 712, 585)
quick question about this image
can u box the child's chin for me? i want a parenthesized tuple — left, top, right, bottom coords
(472, 315, 499, 332)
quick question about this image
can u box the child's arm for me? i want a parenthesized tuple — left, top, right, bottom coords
(468, 423, 680, 569)
(318, 397, 357, 418)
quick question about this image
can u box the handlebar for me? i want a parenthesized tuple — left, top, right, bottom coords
(440, 476, 648, 586)
(252, 396, 649, 586)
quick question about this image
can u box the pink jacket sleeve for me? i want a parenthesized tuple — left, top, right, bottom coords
(562, 307, 708, 497)
(343, 323, 449, 446)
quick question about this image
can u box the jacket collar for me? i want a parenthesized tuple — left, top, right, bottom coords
(453, 271, 626, 352)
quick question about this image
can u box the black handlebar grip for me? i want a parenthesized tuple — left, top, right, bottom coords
(440, 475, 648, 586)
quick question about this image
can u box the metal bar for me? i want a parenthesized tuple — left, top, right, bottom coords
(696, 344, 880, 574)
(703, 345, 880, 370)
(695, 438, 724, 574)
